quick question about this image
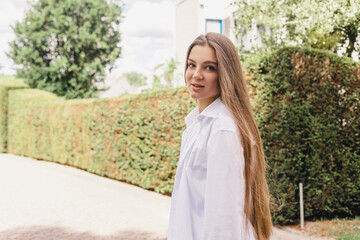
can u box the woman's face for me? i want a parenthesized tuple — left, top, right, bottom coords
(185, 44, 220, 103)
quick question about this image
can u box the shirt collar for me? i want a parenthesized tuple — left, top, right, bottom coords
(185, 97, 224, 127)
(185, 106, 199, 127)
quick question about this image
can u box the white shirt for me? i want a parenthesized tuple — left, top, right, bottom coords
(168, 97, 256, 240)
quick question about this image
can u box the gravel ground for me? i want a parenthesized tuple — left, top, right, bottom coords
(0, 154, 324, 240)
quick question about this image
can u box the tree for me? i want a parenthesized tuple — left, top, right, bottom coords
(123, 72, 147, 87)
(151, 64, 163, 90)
(151, 58, 178, 89)
(7, 0, 122, 99)
(163, 58, 177, 88)
(233, 0, 360, 58)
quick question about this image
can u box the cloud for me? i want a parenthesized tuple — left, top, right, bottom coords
(9, 0, 29, 9)
(0, 0, 177, 80)
(0, 0, 29, 74)
(122, 0, 175, 14)
(123, 0, 166, 4)
(0, 1, 20, 32)
(0, 0, 29, 29)
(127, 28, 173, 39)
(122, 1, 174, 39)
(109, 34, 173, 79)
(109, 0, 175, 78)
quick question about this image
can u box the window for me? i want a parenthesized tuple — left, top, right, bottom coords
(206, 19, 222, 34)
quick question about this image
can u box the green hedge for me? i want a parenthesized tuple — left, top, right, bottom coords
(0, 76, 28, 152)
(8, 87, 196, 194)
(6, 47, 359, 223)
(8, 88, 62, 159)
(247, 47, 360, 224)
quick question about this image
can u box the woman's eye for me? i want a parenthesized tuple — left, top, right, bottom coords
(188, 63, 195, 68)
(205, 66, 216, 71)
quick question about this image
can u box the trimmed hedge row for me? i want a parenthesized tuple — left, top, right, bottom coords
(8, 86, 196, 194)
(4, 46, 359, 224)
(0, 76, 28, 153)
(8, 88, 62, 159)
(247, 47, 360, 224)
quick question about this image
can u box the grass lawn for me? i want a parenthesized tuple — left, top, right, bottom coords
(288, 217, 360, 239)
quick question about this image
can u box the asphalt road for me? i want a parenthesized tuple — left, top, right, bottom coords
(0, 154, 324, 240)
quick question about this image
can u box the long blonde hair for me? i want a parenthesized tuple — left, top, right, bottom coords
(185, 32, 273, 240)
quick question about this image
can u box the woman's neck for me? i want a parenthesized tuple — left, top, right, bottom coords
(198, 96, 218, 113)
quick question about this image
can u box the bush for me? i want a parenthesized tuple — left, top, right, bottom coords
(247, 47, 360, 224)
(8, 88, 62, 158)
(5, 47, 359, 223)
(8, 87, 196, 194)
(0, 76, 28, 152)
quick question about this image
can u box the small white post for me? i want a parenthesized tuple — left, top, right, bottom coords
(299, 183, 304, 229)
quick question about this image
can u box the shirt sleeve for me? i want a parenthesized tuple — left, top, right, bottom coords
(204, 129, 255, 240)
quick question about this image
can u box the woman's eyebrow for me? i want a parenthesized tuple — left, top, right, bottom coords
(188, 58, 218, 65)
(204, 60, 218, 65)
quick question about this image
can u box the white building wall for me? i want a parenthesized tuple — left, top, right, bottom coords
(174, 0, 235, 86)
(98, 77, 139, 98)
(175, 0, 201, 85)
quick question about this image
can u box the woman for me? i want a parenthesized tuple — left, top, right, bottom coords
(168, 33, 273, 240)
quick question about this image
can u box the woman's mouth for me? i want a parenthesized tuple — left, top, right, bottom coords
(191, 83, 204, 91)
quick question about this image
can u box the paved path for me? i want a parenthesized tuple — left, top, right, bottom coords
(0, 154, 321, 240)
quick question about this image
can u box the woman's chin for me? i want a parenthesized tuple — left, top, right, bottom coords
(189, 93, 202, 100)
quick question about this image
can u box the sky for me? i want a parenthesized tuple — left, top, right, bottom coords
(0, 0, 177, 79)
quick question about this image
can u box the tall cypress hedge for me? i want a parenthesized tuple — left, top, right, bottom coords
(8, 87, 196, 194)
(247, 47, 360, 224)
(0, 76, 28, 152)
(4, 47, 359, 224)
(8, 88, 62, 159)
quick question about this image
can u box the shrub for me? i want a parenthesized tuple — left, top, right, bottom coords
(6, 47, 359, 223)
(247, 47, 360, 224)
(8, 87, 195, 194)
(0, 76, 28, 152)
(8, 88, 62, 158)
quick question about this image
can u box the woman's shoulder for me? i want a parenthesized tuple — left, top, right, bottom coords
(211, 103, 238, 133)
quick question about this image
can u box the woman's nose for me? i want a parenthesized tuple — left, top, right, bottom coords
(193, 68, 203, 80)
